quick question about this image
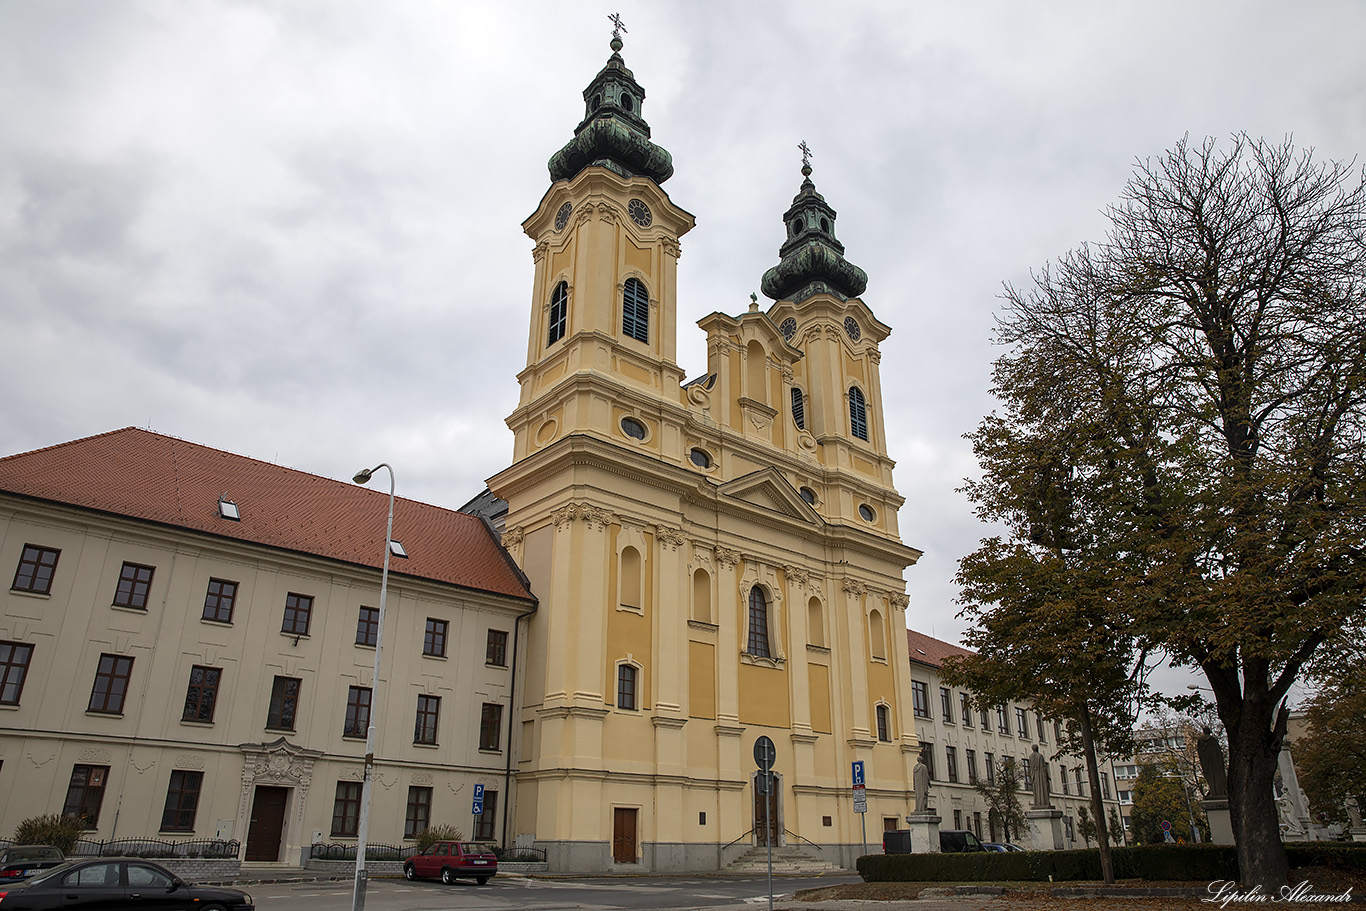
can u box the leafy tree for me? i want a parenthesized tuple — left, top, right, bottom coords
(1076, 804, 1096, 847)
(1128, 762, 1206, 844)
(960, 134, 1366, 888)
(1107, 806, 1126, 846)
(974, 756, 1026, 843)
(1294, 631, 1366, 826)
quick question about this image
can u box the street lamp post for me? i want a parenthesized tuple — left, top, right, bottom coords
(351, 463, 395, 911)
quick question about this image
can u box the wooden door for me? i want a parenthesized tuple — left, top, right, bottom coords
(612, 808, 637, 864)
(245, 786, 288, 862)
(753, 776, 780, 847)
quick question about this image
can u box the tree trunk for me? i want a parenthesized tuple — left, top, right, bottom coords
(1215, 670, 1291, 890)
(1079, 704, 1115, 885)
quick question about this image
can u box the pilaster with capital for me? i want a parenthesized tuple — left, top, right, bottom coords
(840, 577, 873, 744)
(783, 565, 817, 782)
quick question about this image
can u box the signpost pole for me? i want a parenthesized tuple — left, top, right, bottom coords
(852, 761, 868, 859)
(767, 774, 773, 911)
(754, 736, 776, 911)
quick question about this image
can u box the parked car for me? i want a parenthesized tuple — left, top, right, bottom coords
(404, 841, 497, 885)
(983, 842, 1025, 852)
(0, 846, 65, 882)
(0, 857, 254, 909)
(938, 829, 987, 853)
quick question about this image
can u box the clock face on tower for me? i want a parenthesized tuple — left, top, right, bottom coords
(844, 316, 861, 341)
(554, 202, 572, 231)
(780, 318, 797, 341)
(628, 198, 652, 227)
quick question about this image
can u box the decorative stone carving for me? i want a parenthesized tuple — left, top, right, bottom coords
(715, 547, 741, 568)
(842, 578, 867, 595)
(655, 525, 687, 551)
(688, 549, 713, 573)
(784, 566, 809, 587)
(889, 592, 910, 611)
(239, 738, 325, 829)
(552, 503, 614, 531)
(532, 242, 548, 262)
(78, 748, 112, 764)
(662, 238, 681, 259)
(501, 527, 524, 551)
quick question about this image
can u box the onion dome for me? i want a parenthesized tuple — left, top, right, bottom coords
(760, 159, 867, 302)
(548, 29, 674, 185)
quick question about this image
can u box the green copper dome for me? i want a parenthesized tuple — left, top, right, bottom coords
(548, 36, 673, 185)
(760, 168, 867, 302)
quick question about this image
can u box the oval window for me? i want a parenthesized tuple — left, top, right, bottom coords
(621, 93, 634, 112)
(820, 217, 830, 232)
(858, 504, 876, 522)
(620, 417, 647, 440)
(689, 448, 712, 469)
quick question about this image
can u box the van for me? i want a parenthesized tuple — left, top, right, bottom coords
(938, 829, 986, 853)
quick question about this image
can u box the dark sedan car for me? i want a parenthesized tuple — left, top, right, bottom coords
(0, 857, 253, 909)
(0, 847, 64, 883)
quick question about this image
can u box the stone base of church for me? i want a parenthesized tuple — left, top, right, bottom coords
(1200, 799, 1233, 845)
(533, 838, 862, 873)
(1025, 808, 1065, 851)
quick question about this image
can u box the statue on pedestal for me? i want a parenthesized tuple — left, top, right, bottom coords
(1196, 726, 1228, 799)
(913, 750, 931, 813)
(1028, 745, 1051, 809)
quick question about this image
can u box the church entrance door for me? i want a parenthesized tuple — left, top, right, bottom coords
(612, 808, 637, 864)
(754, 774, 781, 846)
(245, 786, 288, 862)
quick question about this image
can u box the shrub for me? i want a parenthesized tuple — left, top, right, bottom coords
(858, 844, 1239, 883)
(13, 815, 84, 854)
(414, 824, 463, 851)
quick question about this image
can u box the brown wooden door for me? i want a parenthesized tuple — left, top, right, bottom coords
(245, 786, 288, 862)
(612, 808, 637, 864)
(754, 777, 780, 846)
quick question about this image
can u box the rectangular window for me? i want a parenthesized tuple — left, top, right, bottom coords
(1101, 771, 1111, 799)
(1036, 712, 1047, 743)
(202, 578, 237, 623)
(479, 702, 503, 751)
(281, 593, 312, 636)
(946, 745, 959, 783)
(911, 681, 930, 718)
(182, 665, 221, 723)
(344, 686, 372, 738)
(954, 809, 963, 829)
(876, 704, 890, 741)
(918, 741, 935, 779)
(980, 708, 991, 730)
(960, 693, 973, 728)
(996, 705, 1009, 734)
(1075, 767, 1085, 797)
(617, 664, 638, 710)
(486, 629, 508, 666)
(423, 618, 448, 657)
(475, 789, 498, 841)
(355, 606, 379, 646)
(1015, 707, 1030, 739)
(0, 640, 35, 705)
(985, 752, 995, 785)
(1055, 719, 1063, 742)
(966, 748, 978, 783)
(940, 687, 953, 723)
(267, 676, 301, 730)
(88, 654, 133, 714)
(1061, 765, 1071, 795)
(12, 544, 60, 594)
(405, 786, 432, 839)
(63, 764, 109, 828)
(112, 562, 155, 609)
(160, 770, 203, 832)
(331, 781, 362, 837)
(414, 694, 440, 745)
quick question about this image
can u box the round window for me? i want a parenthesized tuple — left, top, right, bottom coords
(620, 417, 647, 440)
(799, 486, 817, 506)
(858, 504, 876, 522)
(689, 448, 712, 469)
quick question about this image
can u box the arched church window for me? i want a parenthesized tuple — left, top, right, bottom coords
(693, 569, 711, 623)
(622, 278, 649, 343)
(747, 587, 771, 659)
(547, 281, 568, 345)
(621, 93, 634, 112)
(869, 608, 887, 660)
(617, 663, 638, 710)
(807, 596, 824, 647)
(620, 546, 642, 609)
(791, 387, 805, 430)
(848, 386, 869, 441)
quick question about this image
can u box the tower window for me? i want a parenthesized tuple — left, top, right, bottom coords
(799, 486, 817, 506)
(849, 386, 869, 440)
(621, 93, 633, 112)
(592, 93, 602, 110)
(791, 387, 805, 430)
(747, 587, 771, 659)
(620, 417, 647, 440)
(622, 278, 649, 343)
(689, 448, 712, 469)
(820, 217, 830, 232)
(548, 281, 568, 345)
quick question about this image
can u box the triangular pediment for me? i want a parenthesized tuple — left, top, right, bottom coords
(718, 468, 822, 525)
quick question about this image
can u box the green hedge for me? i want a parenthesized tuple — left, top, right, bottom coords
(857, 845, 1238, 883)
(1287, 844, 1366, 873)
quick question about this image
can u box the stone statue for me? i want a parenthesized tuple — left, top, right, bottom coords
(1345, 796, 1362, 829)
(1027, 745, 1051, 809)
(913, 751, 931, 813)
(1196, 726, 1229, 800)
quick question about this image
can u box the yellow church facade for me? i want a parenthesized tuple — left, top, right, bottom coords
(489, 31, 922, 872)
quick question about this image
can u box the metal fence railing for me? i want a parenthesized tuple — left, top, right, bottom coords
(309, 842, 411, 862)
(67, 838, 241, 859)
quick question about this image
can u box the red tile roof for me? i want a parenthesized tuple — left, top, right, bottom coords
(906, 628, 974, 668)
(0, 428, 535, 603)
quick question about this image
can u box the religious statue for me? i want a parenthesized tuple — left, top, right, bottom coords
(1346, 796, 1362, 829)
(1196, 726, 1228, 800)
(913, 750, 931, 813)
(1027, 745, 1051, 809)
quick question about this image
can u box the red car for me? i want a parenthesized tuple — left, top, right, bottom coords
(403, 841, 497, 885)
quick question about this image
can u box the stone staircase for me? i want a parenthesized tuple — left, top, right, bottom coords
(725, 844, 845, 874)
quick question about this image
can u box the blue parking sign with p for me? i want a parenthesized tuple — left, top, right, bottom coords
(852, 761, 865, 786)
(472, 783, 485, 816)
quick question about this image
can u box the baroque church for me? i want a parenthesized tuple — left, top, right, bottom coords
(487, 28, 923, 871)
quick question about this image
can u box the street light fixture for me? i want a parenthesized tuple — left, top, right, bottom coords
(350, 463, 395, 911)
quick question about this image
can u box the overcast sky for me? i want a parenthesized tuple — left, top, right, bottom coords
(3, 1, 1363, 701)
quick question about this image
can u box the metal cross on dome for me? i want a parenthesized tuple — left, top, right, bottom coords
(798, 140, 813, 170)
(609, 12, 627, 41)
